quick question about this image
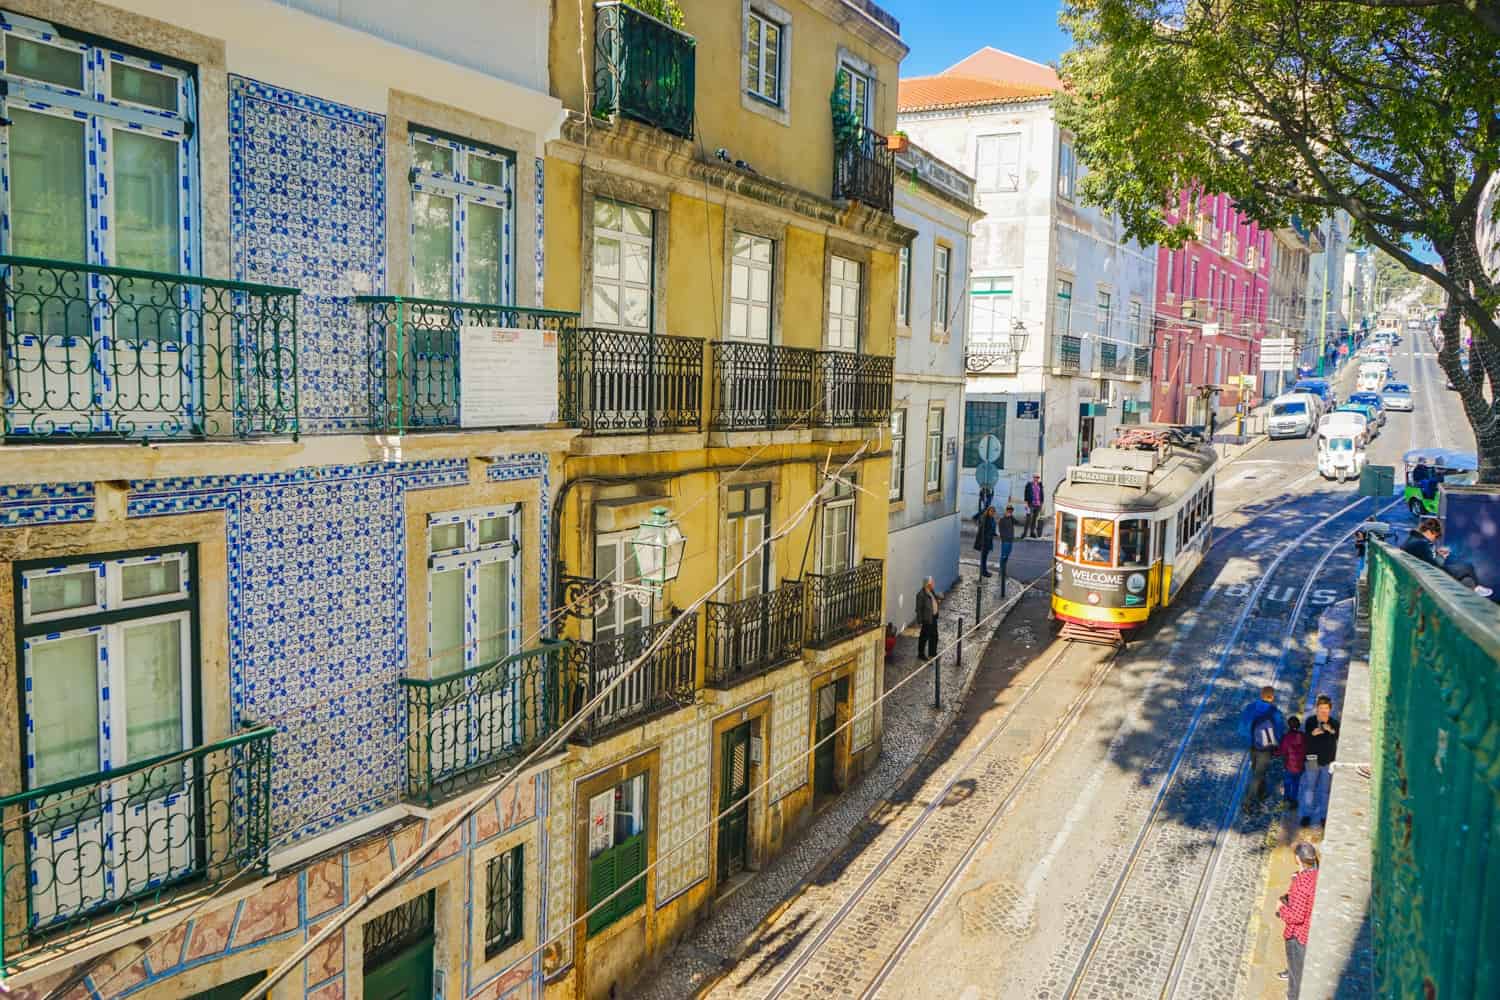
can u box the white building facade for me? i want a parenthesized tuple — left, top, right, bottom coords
(887, 141, 980, 625)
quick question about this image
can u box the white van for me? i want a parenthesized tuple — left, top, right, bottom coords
(1267, 394, 1319, 438)
(1357, 362, 1387, 392)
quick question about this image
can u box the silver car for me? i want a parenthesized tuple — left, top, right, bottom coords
(1380, 383, 1413, 411)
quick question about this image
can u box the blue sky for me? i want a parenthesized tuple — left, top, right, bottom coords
(886, 0, 1071, 76)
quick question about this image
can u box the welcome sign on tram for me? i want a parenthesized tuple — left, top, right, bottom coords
(1055, 565, 1149, 607)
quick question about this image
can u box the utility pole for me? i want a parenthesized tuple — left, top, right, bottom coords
(1316, 229, 1331, 377)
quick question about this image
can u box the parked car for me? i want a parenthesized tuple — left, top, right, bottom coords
(1380, 383, 1413, 411)
(1336, 403, 1381, 439)
(1346, 391, 1387, 429)
(1290, 379, 1335, 409)
(1267, 395, 1318, 439)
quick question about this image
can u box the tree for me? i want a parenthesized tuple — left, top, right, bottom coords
(1057, 0, 1500, 480)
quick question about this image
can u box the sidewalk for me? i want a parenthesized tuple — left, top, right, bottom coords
(629, 519, 1053, 998)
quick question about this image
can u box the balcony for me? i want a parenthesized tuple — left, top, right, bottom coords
(358, 296, 578, 432)
(1093, 340, 1132, 379)
(593, 1, 696, 139)
(0, 255, 298, 441)
(570, 615, 699, 743)
(560, 327, 704, 435)
(400, 644, 574, 807)
(814, 351, 893, 428)
(965, 341, 1020, 374)
(0, 728, 274, 965)
(711, 342, 816, 431)
(833, 125, 895, 214)
(806, 559, 883, 649)
(1132, 347, 1153, 379)
(706, 581, 806, 688)
(1051, 333, 1083, 375)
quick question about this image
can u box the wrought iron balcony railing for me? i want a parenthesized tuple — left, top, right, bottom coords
(0, 727, 274, 966)
(0, 255, 299, 440)
(357, 296, 577, 433)
(401, 643, 575, 807)
(593, 1, 696, 139)
(1132, 347, 1152, 379)
(706, 580, 805, 688)
(806, 558, 884, 649)
(711, 341, 816, 431)
(965, 342, 1020, 374)
(833, 125, 895, 214)
(560, 327, 704, 435)
(1051, 334, 1083, 374)
(1093, 340, 1132, 379)
(814, 351, 893, 428)
(571, 615, 699, 743)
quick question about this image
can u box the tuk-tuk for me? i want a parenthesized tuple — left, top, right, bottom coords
(1319, 426, 1366, 482)
(1402, 448, 1478, 516)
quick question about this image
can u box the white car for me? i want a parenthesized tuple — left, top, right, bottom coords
(1380, 383, 1413, 411)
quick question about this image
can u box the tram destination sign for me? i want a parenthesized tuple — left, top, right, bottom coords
(1067, 466, 1150, 489)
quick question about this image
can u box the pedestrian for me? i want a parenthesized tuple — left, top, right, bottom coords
(914, 576, 941, 661)
(974, 506, 997, 578)
(1401, 517, 1444, 568)
(1240, 685, 1286, 810)
(973, 484, 994, 523)
(1023, 473, 1046, 538)
(1276, 715, 1307, 808)
(1277, 842, 1320, 997)
(1208, 409, 1218, 441)
(1300, 695, 1340, 828)
(997, 504, 1024, 579)
(1353, 529, 1367, 579)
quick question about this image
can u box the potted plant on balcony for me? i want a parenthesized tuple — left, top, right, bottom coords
(887, 130, 909, 153)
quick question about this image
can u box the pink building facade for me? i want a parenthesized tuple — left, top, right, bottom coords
(1151, 191, 1273, 427)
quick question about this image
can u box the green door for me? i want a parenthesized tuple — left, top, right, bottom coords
(814, 678, 848, 797)
(362, 892, 435, 1000)
(717, 723, 752, 883)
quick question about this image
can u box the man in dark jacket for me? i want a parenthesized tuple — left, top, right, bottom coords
(915, 577, 941, 660)
(1300, 695, 1340, 827)
(1239, 685, 1286, 809)
(1023, 474, 1045, 538)
(997, 504, 1024, 578)
(974, 506, 997, 577)
(1402, 517, 1445, 567)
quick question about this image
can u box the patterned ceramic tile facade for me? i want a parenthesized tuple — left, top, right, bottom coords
(486, 453, 552, 628)
(851, 640, 876, 752)
(655, 719, 711, 905)
(0, 482, 94, 527)
(543, 768, 574, 969)
(769, 680, 810, 803)
(228, 75, 386, 433)
(533, 157, 545, 303)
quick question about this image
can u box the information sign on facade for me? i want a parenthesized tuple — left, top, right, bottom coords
(459, 326, 559, 427)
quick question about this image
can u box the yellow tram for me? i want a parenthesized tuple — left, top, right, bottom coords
(1050, 429, 1218, 635)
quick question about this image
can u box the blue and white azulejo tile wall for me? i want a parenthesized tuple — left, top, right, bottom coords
(228, 75, 387, 434)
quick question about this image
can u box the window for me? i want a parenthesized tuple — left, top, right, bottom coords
(1057, 137, 1077, 199)
(428, 507, 518, 676)
(1226, 275, 1235, 312)
(1209, 268, 1218, 305)
(827, 255, 861, 350)
(890, 410, 906, 500)
(1119, 519, 1150, 567)
(925, 406, 944, 493)
(726, 483, 771, 599)
(970, 277, 1015, 345)
(819, 475, 856, 575)
(587, 773, 648, 934)
(1055, 278, 1074, 334)
(933, 246, 951, 332)
(897, 245, 911, 326)
(485, 846, 524, 957)
(1167, 251, 1177, 293)
(1189, 260, 1200, 299)
(16, 549, 195, 922)
(1096, 289, 1112, 337)
(592, 198, 653, 331)
(1081, 518, 1114, 565)
(837, 64, 871, 125)
(962, 400, 1007, 469)
(745, 10, 784, 104)
(1056, 512, 1078, 559)
(411, 132, 514, 303)
(729, 232, 773, 341)
(1127, 300, 1144, 343)
(1159, 336, 1172, 381)
(976, 133, 1021, 192)
(593, 533, 651, 641)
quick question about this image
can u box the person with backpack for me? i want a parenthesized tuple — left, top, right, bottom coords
(1240, 685, 1286, 810)
(1275, 715, 1307, 808)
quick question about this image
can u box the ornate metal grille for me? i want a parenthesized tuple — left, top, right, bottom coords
(362, 890, 434, 972)
(806, 559, 883, 648)
(1053, 334, 1083, 374)
(484, 845, 524, 957)
(813, 351, 893, 428)
(559, 327, 704, 434)
(572, 614, 699, 743)
(1133, 347, 1153, 379)
(706, 580, 806, 687)
(833, 125, 894, 214)
(593, 2, 696, 139)
(711, 342, 817, 430)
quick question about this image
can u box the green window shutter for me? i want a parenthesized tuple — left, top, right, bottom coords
(587, 847, 619, 935)
(618, 833, 647, 912)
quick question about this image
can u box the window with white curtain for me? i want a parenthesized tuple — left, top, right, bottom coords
(410, 132, 514, 304)
(729, 232, 773, 341)
(970, 277, 1015, 344)
(592, 198, 654, 332)
(975, 134, 1021, 192)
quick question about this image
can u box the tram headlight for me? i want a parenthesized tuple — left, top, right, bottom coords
(1087, 592, 1100, 605)
(1127, 573, 1147, 594)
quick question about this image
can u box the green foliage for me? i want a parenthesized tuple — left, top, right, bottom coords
(831, 70, 862, 153)
(624, 0, 684, 30)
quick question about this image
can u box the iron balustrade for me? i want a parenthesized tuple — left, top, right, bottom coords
(571, 615, 699, 742)
(1052, 334, 1083, 374)
(356, 296, 578, 432)
(400, 643, 575, 807)
(593, 2, 696, 139)
(833, 125, 895, 213)
(806, 559, 883, 648)
(0, 255, 299, 440)
(0, 727, 274, 967)
(814, 351, 893, 428)
(710, 342, 816, 430)
(705, 581, 805, 687)
(965, 342, 1020, 374)
(1094, 341, 1132, 379)
(1132, 347, 1152, 379)
(560, 327, 704, 434)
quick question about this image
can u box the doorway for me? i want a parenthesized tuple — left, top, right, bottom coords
(717, 722, 753, 884)
(362, 891, 435, 1000)
(813, 676, 851, 803)
(1077, 414, 1096, 464)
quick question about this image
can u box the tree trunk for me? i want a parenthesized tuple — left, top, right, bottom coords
(1435, 245, 1500, 484)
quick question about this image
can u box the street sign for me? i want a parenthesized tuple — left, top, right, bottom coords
(975, 463, 1000, 487)
(976, 434, 1002, 463)
(1016, 400, 1040, 419)
(1259, 336, 1297, 373)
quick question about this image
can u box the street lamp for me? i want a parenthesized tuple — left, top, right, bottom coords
(633, 506, 686, 586)
(1009, 319, 1030, 355)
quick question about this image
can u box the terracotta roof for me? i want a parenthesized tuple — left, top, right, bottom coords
(943, 47, 1062, 90)
(898, 74, 1053, 112)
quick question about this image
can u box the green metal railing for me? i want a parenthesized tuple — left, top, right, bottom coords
(0, 727, 274, 967)
(594, 2, 697, 139)
(357, 296, 578, 432)
(400, 643, 577, 807)
(1367, 543, 1500, 998)
(0, 255, 299, 439)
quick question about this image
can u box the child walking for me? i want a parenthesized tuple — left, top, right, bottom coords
(1276, 715, 1307, 808)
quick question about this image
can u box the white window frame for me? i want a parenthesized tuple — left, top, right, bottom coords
(925, 406, 944, 493)
(1127, 300, 1144, 344)
(897, 245, 911, 327)
(826, 254, 861, 351)
(1055, 277, 1074, 334)
(818, 476, 856, 575)
(933, 245, 952, 333)
(745, 8, 784, 105)
(1096, 289, 1112, 338)
(890, 409, 906, 501)
(970, 277, 1015, 346)
(427, 506, 521, 677)
(975, 133, 1021, 192)
(591, 197, 654, 333)
(1057, 137, 1077, 200)
(728, 231, 774, 342)
(837, 60, 872, 127)
(410, 130, 515, 304)
(593, 531, 653, 641)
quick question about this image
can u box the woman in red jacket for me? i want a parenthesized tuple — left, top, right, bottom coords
(1277, 841, 1320, 997)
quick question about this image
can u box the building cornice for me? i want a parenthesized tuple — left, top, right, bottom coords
(806, 0, 907, 61)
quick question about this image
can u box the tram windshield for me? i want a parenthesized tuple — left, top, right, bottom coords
(1081, 518, 1114, 565)
(1056, 512, 1078, 559)
(1119, 518, 1150, 567)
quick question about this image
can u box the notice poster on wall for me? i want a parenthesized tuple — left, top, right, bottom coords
(459, 326, 559, 427)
